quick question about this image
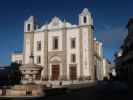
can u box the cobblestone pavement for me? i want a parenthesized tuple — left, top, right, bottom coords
(1, 81, 128, 100)
(42, 81, 128, 100)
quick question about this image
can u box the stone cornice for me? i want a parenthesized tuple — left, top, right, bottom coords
(33, 25, 94, 33)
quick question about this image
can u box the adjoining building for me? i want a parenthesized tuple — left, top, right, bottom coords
(93, 38, 112, 80)
(114, 18, 133, 82)
(11, 51, 23, 65)
(11, 8, 109, 84)
(102, 58, 112, 80)
(93, 38, 103, 80)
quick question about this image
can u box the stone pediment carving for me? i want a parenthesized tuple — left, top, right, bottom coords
(48, 16, 63, 29)
(50, 56, 62, 62)
(52, 16, 60, 26)
(35, 16, 78, 32)
(48, 17, 77, 29)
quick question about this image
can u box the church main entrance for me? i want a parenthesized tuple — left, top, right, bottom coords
(52, 65, 60, 80)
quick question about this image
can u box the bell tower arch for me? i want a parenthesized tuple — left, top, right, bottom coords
(79, 8, 93, 26)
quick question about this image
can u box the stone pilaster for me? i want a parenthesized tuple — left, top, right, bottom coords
(23, 32, 27, 64)
(62, 23, 67, 80)
(44, 29, 48, 80)
(88, 25, 94, 80)
(79, 27, 83, 79)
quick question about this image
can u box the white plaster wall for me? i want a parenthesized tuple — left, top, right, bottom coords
(99, 43, 103, 57)
(24, 37, 31, 64)
(82, 27, 90, 76)
(66, 28, 80, 79)
(102, 58, 107, 77)
(34, 32, 45, 67)
(48, 30, 63, 51)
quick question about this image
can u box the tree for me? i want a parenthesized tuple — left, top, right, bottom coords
(8, 62, 21, 85)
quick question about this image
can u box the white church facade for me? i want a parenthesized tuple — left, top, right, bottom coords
(11, 8, 107, 84)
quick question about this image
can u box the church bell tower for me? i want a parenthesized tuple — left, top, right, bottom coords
(79, 8, 95, 80)
(24, 16, 38, 64)
(79, 8, 93, 26)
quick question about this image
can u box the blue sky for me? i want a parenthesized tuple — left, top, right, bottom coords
(0, 0, 132, 64)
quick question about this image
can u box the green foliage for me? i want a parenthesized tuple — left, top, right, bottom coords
(8, 62, 21, 85)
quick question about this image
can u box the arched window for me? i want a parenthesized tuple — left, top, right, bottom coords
(53, 37, 59, 49)
(37, 56, 41, 64)
(71, 54, 76, 63)
(37, 41, 41, 51)
(71, 38, 76, 49)
(27, 24, 31, 31)
(83, 16, 87, 23)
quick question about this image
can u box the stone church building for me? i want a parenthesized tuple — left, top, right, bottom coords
(11, 8, 107, 84)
